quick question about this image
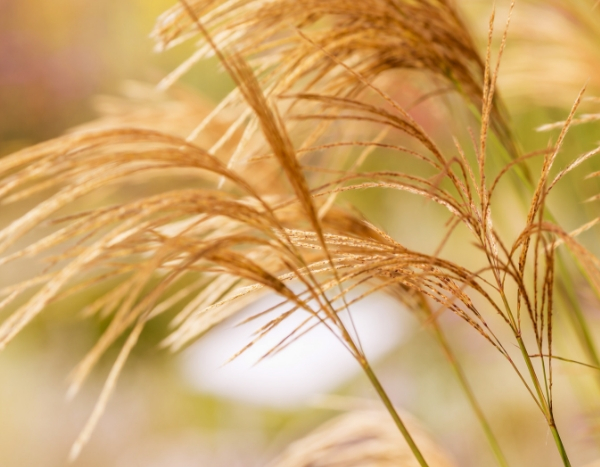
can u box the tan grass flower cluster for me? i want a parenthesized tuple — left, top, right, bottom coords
(269, 410, 456, 467)
(1, 1, 600, 466)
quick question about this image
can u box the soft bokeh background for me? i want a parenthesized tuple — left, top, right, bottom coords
(1, 1, 600, 466)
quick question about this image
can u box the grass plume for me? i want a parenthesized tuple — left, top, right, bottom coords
(1, 0, 600, 465)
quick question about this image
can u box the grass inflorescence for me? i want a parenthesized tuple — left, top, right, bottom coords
(2, 0, 600, 465)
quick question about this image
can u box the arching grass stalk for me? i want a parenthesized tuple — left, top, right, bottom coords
(500, 146, 600, 393)
(174, 1, 432, 464)
(499, 293, 572, 467)
(420, 298, 510, 467)
(360, 359, 431, 467)
(515, 334, 571, 467)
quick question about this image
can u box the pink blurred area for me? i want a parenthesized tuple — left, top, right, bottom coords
(0, 0, 177, 146)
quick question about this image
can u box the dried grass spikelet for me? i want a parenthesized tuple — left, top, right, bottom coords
(268, 410, 457, 467)
(151, 0, 517, 165)
(0, 114, 503, 461)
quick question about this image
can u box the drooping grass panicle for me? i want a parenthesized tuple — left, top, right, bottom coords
(152, 0, 518, 167)
(3, 1, 600, 466)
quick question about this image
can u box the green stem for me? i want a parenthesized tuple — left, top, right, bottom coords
(550, 423, 572, 467)
(515, 335, 550, 414)
(429, 318, 510, 467)
(360, 361, 431, 467)
(515, 335, 572, 467)
(498, 292, 572, 466)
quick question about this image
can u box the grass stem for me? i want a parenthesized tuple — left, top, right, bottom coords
(515, 335, 572, 466)
(427, 314, 510, 467)
(360, 361, 431, 467)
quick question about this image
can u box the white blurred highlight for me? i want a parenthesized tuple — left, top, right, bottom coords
(179, 290, 409, 408)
